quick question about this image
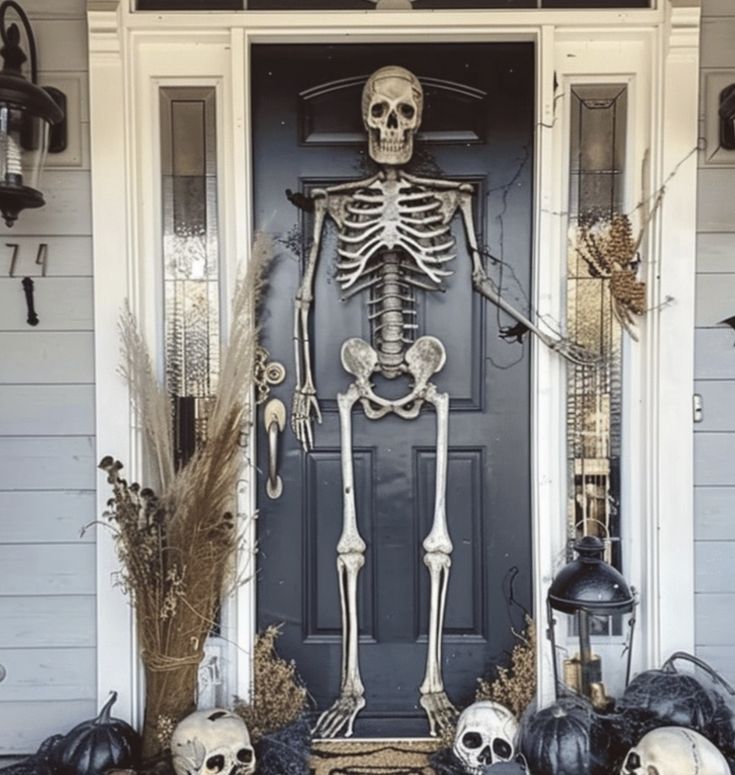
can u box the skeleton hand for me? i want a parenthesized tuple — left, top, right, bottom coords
(549, 338, 603, 367)
(291, 383, 322, 451)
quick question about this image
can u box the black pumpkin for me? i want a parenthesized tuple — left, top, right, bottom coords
(617, 652, 735, 755)
(54, 692, 140, 775)
(519, 696, 612, 775)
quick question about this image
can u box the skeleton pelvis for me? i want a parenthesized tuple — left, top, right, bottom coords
(341, 335, 446, 395)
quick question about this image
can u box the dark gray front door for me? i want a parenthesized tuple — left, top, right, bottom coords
(253, 42, 533, 737)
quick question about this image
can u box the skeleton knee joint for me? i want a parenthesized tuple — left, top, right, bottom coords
(423, 528, 452, 556)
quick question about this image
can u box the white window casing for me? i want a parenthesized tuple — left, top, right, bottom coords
(87, 0, 701, 726)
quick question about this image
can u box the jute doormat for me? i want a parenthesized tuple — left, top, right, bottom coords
(310, 739, 440, 774)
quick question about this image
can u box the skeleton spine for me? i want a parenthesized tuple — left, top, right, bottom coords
(373, 252, 415, 378)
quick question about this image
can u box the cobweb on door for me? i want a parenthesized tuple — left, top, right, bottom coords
(160, 87, 221, 466)
(566, 85, 627, 634)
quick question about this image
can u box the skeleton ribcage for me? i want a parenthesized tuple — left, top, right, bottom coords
(335, 177, 457, 378)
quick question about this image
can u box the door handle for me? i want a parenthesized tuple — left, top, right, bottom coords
(264, 398, 286, 499)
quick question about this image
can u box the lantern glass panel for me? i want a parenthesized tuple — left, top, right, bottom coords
(555, 609, 610, 697)
(0, 104, 49, 192)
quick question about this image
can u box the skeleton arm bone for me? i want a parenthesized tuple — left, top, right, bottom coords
(292, 192, 328, 451)
(290, 175, 405, 450)
(457, 190, 595, 366)
(400, 171, 469, 191)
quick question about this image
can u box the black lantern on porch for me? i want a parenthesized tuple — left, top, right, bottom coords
(547, 535, 637, 710)
(0, 1, 65, 227)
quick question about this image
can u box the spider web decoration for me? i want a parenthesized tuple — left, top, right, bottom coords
(566, 84, 628, 611)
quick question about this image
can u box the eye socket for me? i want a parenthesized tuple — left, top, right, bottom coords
(492, 738, 513, 760)
(205, 754, 225, 773)
(624, 751, 641, 772)
(462, 732, 483, 749)
(399, 103, 415, 119)
(371, 102, 387, 118)
(237, 748, 254, 764)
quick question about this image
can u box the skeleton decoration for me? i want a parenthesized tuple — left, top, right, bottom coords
(453, 701, 520, 773)
(170, 709, 256, 775)
(620, 727, 730, 775)
(292, 65, 581, 740)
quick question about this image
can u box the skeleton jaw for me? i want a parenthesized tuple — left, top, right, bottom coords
(368, 132, 413, 165)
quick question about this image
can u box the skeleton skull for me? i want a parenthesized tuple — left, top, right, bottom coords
(362, 65, 423, 166)
(170, 709, 256, 775)
(453, 701, 519, 774)
(620, 726, 730, 775)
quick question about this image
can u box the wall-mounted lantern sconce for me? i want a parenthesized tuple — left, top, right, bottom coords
(719, 85, 735, 151)
(547, 536, 637, 710)
(0, 1, 66, 227)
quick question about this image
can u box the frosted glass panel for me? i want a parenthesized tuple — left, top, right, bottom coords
(566, 85, 627, 583)
(160, 87, 220, 465)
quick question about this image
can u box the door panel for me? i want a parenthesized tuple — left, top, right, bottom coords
(253, 43, 533, 737)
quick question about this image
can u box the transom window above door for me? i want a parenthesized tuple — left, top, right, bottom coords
(135, 1, 652, 10)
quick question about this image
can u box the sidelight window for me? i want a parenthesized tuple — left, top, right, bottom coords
(160, 86, 221, 466)
(565, 84, 628, 634)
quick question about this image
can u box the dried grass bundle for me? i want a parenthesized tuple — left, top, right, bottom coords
(476, 617, 537, 718)
(235, 626, 308, 742)
(100, 235, 272, 760)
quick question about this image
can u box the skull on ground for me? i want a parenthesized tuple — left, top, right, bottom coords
(453, 700, 519, 774)
(362, 65, 423, 166)
(170, 709, 256, 775)
(620, 726, 730, 775)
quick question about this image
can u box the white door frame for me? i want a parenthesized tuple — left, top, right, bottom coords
(87, 0, 701, 727)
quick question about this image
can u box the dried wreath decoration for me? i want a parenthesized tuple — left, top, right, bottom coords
(576, 213, 647, 340)
(476, 617, 537, 718)
(235, 625, 309, 742)
(98, 234, 272, 761)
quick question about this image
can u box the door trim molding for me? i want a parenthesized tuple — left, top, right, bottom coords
(87, 0, 700, 725)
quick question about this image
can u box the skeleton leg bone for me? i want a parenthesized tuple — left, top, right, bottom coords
(418, 386, 458, 737)
(313, 384, 367, 739)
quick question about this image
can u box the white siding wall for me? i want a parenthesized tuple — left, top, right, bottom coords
(695, 0, 735, 684)
(0, 0, 96, 754)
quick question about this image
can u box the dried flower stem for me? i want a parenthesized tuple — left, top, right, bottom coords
(101, 235, 272, 759)
(234, 626, 308, 742)
(476, 617, 537, 718)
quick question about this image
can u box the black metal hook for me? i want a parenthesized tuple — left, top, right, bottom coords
(21, 275, 38, 325)
(0, 1, 38, 83)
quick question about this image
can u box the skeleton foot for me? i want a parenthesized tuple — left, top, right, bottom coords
(313, 691, 366, 738)
(420, 690, 458, 738)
